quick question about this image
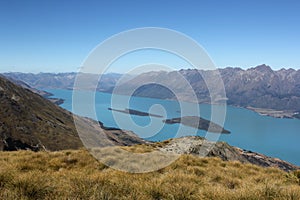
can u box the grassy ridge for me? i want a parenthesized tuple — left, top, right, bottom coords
(1, 149, 300, 200)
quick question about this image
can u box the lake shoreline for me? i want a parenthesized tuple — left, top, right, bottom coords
(52, 88, 300, 120)
(43, 89, 300, 166)
(246, 106, 300, 119)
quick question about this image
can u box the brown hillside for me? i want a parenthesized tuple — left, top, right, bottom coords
(0, 76, 145, 151)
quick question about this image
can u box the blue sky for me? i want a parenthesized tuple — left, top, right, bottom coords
(0, 0, 299, 73)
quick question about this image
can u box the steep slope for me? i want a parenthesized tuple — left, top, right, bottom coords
(0, 76, 145, 151)
(5, 76, 64, 105)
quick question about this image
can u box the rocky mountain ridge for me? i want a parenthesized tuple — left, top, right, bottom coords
(160, 136, 299, 171)
(3, 65, 300, 118)
(113, 65, 300, 118)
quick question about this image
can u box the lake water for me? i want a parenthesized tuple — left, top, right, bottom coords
(46, 89, 300, 166)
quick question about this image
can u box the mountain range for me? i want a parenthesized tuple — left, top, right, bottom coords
(3, 64, 300, 118)
(114, 65, 300, 118)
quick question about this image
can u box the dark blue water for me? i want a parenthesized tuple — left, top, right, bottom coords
(46, 89, 300, 166)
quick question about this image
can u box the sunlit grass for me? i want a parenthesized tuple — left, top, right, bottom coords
(0, 149, 300, 200)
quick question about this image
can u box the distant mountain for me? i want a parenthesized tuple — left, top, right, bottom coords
(219, 65, 300, 111)
(4, 76, 65, 105)
(113, 65, 300, 117)
(4, 75, 53, 97)
(3, 72, 77, 90)
(3, 72, 122, 92)
(3, 65, 300, 117)
(0, 75, 145, 151)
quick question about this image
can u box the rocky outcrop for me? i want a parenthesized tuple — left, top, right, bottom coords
(159, 136, 299, 171)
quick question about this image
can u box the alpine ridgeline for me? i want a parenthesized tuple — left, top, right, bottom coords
(3, 65, 300, 117)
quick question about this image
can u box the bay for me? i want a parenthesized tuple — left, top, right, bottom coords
(45, 89, 300, 166)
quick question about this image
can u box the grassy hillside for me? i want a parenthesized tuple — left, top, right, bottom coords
(0, 76, 145, 151)
(0, 75, 82, 150)
(1, 149, 300, 200)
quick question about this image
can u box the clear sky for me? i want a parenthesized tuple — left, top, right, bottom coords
(0, 0, 300, 73)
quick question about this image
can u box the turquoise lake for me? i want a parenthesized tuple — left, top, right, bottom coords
(46, 89, 300, 166)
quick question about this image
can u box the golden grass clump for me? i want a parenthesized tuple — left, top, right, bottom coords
(0, 149, 300, 200)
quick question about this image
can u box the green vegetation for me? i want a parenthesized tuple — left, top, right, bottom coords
(1, 149, 300, 200)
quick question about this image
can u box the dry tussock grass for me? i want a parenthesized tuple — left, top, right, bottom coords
(0, 149, 300, 200)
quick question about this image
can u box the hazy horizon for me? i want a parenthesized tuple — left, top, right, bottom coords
(1, 63, 299, 74)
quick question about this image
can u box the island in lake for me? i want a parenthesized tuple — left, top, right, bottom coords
(163, 116, 230, 134)
(108, 108, 163, 118)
